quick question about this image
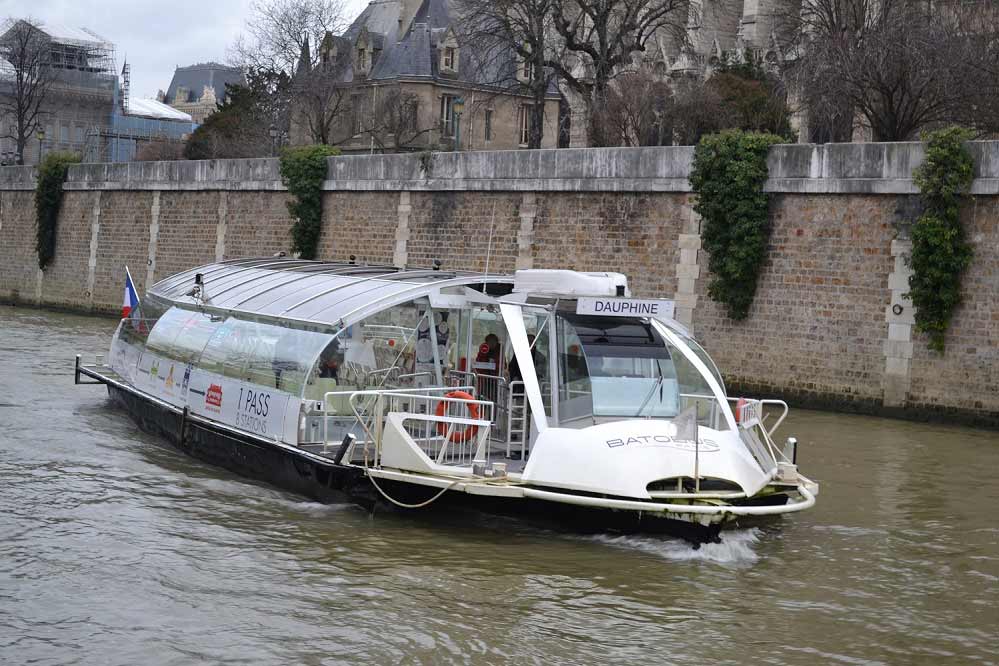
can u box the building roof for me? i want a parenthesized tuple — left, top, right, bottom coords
(0, 19, 112, 49)
(164, 62, 245, 104)
(331, 0, 553, 94)
(127, 98, 193, 122)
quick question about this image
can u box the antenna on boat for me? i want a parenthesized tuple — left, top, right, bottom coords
(185, 272, 212, 306)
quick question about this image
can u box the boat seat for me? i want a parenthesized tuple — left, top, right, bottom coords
(305, 379, 361, 414)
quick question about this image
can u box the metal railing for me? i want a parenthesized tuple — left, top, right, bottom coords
(728, 396, 791, 469)
(506, 381, 529, 459)
(342, 388, 495, 469)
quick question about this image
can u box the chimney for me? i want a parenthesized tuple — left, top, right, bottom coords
(398, 0, 421, 38)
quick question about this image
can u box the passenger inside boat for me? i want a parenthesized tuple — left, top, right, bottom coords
(316, 339, 342, 379)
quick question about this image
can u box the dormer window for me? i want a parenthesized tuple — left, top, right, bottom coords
(439, 30, 459, 74)
(517, 46, 535, 83)
(357, 47, 368, 73)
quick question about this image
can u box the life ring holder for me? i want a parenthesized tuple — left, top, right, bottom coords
(435, 390, 480, 443)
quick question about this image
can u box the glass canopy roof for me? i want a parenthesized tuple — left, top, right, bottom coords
(148, 258, 507, 328)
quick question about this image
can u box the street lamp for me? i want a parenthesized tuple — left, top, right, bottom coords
(269, 124, 278, 156)
(37, 128, 45, 163)
(452, 96, 464, 151)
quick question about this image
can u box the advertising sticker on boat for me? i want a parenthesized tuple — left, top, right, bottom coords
(185, 369, 291, 438)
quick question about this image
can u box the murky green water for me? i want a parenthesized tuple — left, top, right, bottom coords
(1, 307, 997, 665)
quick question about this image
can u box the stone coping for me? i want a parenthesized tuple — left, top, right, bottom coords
(2, 141, 998, 194)
(0, 165, 37, 190)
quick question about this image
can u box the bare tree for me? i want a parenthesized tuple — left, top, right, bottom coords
(292, 38, 351, 145)
(134, 139, 185, 162)
(547, 0, 687, 146)
(363, 86, 436, 152)
(456, 0, 562, 148)
(229, 0, 348, 75)
(785, 0, 999, 142)
(595, 65, 671, 145)
(0, 19, 57, 165)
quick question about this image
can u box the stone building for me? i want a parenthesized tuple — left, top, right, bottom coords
(290, 0, 560, 152)
(0, 20, 195, 164)
(562, 0, 801, 146)
(0, 20, 117, 165)
(160, 63, 245, 124)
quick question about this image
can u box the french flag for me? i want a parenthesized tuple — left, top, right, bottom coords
(122, 267, 139, 319)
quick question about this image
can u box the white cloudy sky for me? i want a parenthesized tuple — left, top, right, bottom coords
(3, 0, 369, 98)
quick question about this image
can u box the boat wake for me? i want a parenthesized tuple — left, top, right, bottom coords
(587, 528, 761, 565)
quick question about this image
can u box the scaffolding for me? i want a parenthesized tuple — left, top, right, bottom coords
(0, 21, 117, 94)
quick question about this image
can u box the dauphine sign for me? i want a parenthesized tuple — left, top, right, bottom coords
(576, 297, 676, 320)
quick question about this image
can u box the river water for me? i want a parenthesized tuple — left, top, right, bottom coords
(0, 307, 997, 665)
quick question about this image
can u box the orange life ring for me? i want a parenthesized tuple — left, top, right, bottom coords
(734, 397, 748, 424)
(435, 390, 480, 443)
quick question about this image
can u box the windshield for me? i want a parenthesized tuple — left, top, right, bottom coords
(555, 311, 725, 428)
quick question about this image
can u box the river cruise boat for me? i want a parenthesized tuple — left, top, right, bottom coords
(76, 257, 818, 544)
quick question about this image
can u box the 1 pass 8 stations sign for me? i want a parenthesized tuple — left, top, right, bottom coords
(576, 297, 676, 320)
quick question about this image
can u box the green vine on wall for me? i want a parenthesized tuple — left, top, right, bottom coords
(35, 151, 81, 270)
(908, 127, 975, 352)
(689, 129, 784, 320)
(279, 144, 340, 259)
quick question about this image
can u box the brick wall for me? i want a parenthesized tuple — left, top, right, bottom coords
(2, 143, 999, 426)
(532, 192, 685, 298)
(407, 192, 522, 273)
(907, 196, 999, 420)
(0, 190, 39, 302)
(320, 192, 398, 264)
(155, 192, 220, 279)
(92, 191, 153, 310)
(694, 194, 896, 411)
(222, 192, 295, 260)
(42, 190, 96, 308)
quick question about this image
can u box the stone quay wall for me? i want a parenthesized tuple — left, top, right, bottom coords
(1, 143, 997, 426)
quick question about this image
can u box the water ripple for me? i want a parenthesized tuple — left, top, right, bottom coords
(2, 308, 999, 665)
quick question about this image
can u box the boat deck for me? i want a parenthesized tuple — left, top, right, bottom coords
(299, 441, 530, 474)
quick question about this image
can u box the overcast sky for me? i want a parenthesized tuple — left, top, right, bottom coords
(3, 0, 369, 98)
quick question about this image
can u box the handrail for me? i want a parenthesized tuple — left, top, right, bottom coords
(759, 399, 789, 437)
(344, 388, 495, 468)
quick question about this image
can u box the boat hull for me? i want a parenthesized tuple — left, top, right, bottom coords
(105, 383, 728, 544)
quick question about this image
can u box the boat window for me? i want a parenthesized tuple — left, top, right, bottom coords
(507, 308, 552, 417)
(117, 295, 168, 352)
(467, 307, 506, 403)
(200, 318, 333, 395)
(144, 307, 225, 364)
(555, 312, 725, 428)
(672, 330, 726, 395)
(329, 300, 424, 391)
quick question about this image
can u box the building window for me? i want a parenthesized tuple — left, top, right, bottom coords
(352, 94, 364, 134)
(60, 124, 69, 142)
(440, 95, 456, 138)
(522, 58, 535, 81)
(357, 48, 368, 72)
(403, 100, 418, 131)
(75, 126, 84, 144)
(484, 109, 493, 142)
(443, 47, 456, 70)
(518, 105, 533, 146)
